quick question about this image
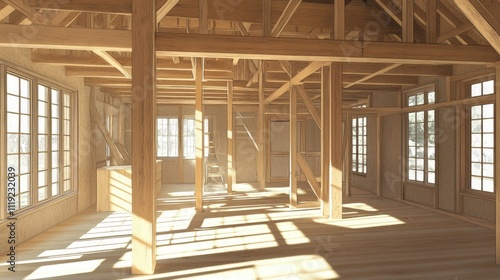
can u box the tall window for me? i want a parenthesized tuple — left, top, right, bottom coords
(157, 118, 179, 157)
(352, 117, 367, 174)
(407, 88, 436, 184)
(7, 73, 31, 209)
(183, 118, 196, 158)
(469, 79, 495, 193)
(3, 68, 74, 213)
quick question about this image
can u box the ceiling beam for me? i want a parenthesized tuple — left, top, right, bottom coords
(0, 4, 14, 21)
(272, 0, 302, 37)
(451, 0, 500, 54)
(345, 64, 401, 88)
(3, 0, 51, 25)
(156, 0, 179, 24)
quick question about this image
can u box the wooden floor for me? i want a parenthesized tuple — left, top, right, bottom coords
(1, 183, 500, 279)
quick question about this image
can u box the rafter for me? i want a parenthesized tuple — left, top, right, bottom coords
(271, 0, 302, 37)
(3, 0, 50, 25)
(0, 4, 14, 21)
(156, 0, 179, 24)
(345, 64, 401, 88)
(92, 50, 132, 78)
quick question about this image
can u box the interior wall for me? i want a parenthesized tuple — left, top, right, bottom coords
(0, 47, 94, 254)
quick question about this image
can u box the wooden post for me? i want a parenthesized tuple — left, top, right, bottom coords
(334, 0, 345, 40)
(376, 115, 382, 197)
(321, 66, 331, 216)
(131, 0, 156, 274)
(290, 83, 298, 207)
(426, 0, 437, 43)
(403, 0, 414, 42)
(257, 61, 266, 191)
(178, 106, 184, 183)
(0, 65, 6, 220)
(195, 57, 204, 211)
(345, 112, 352, 197)
(330, 62, 343, 220)
(263, 0, 271, 37)
(495, 65, 500, 264)
(227, 81, 234, 193)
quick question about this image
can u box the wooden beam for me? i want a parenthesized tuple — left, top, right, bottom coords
(345, 64, 401, 88)
(345, 112, 352, 196)
(3, 0, 51, 25)
(157, 0, 179, 24)
(198, 0, 207, 34)
(330, 62, 343, 220)
(297, 152, 321, 199)
(271, 0, 302, 37)
(438, 22, 475, 43)
(402, 0, 414, 42)
(93, 107, 126, 165)
(0, 4, 14, 21)
(334, 0, 345, 40)
(227, 81, 234, 194)
(195, 57, 204, 211)
(257, 61, 266, 191)
(376, 115, 382, 196)
(29, 0, 132, 14)
(155, 33, 500, 64)
(290, 83, 298, 207)
(321, 66, 330, 216)
(93, 50, 132, 78)
(452, 0, 500, 54)
(263, 0, 271, 37)
(265, 61, 325, 104)
(131, 0, 156, 275)
(343, 63, 453, 76)
(297, 85, 321, 128)
(426, 0, 437, 43)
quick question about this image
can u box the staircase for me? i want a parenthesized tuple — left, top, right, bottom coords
(204, 132, 225, 189)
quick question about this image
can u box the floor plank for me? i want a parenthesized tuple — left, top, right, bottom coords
(0, 183, 499, 279)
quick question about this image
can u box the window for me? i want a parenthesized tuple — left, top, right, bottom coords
(157, 118, 178, 157)
(406, 88, 436, 185)
(468, 79, 495, 193)
(3, 68, 75, 213)
(183, 118, 196, 158)
(352, 117, 367, 174)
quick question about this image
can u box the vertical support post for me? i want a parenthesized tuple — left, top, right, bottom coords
(403, 0, 414, 42)
(321, 66, 331, 216)
(263, 0, 271, 37)
(290, 84, 298, 207)
(334, 0, 345, 40)
(345, 112, 352, 197)
(257, 61, 266, 191)
(195, 57, 204, 211)
(376, 114, 382, 197)
(426, 0, 437, 43)
(178, 106, 184, 182)
(0, 65, 6, 220)
(495, 65, 500, 264)
(227, 81, 234, 194)
(131, 0, 156, 274)
(330, 62, 343, 220)
(199, 0, 208, 34)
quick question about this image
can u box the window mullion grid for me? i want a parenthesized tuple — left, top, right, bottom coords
(47, 87, 53, 200)
(31, 79, 38, 206)
(58, 91, 64, 196)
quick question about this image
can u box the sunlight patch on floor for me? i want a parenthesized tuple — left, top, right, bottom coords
(25, 259, 105, 280)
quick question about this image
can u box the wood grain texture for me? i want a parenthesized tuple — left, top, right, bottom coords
(330, 62, 343, 220)
(496, 66, 500, 264)
(321, 66, 331, 217)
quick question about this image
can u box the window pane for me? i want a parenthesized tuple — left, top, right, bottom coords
(471, 83, 482, 97)
(483, 178, 494, 192)
(483, 80, 494, 95)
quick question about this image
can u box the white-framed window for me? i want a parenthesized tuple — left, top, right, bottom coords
(157, 118, 179, 157)
(183, 118, 196, 159)
(468, 79, 495, 193)
(406, 87, 436, 185)
(352, 117, 367, 174)
(3, 68, 75, 213)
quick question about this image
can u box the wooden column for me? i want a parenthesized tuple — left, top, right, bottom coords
(403, 0, 414, 42)
(376, 115, 382, 197)
(257, 61, 266, 191)
(330, 62, 343, 220)
(334, 0, 345, 40)
(290, 83, 298, 207)
(495, 65, 500, 264)
(345, 112, 352, 197)
(426, 0, 437, 43)
(195, 57, 204, 211)
(131, 0, 156, 275)
(227, 81, 234, 194)
(263, 0, 271, 37)
(321, 66, 331, 216)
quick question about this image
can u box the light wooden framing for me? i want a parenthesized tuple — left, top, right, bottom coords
(345, 112, 352, 197)
(330, 62, 343, 219)
(321, 66, 330, 216)
(290, 82, 298, 207)
(495, 66, 500, 264)
(257, 61, 266, 191)
(195, 57, 204, 211)
(402, 0, 414, 43)
(227, 81, 234, 193)
(272, 0, 302, 37)
(130, 0, 157, 274)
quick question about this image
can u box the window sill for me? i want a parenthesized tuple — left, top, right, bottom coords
(460, 190, 495, 202)
(3, 191, 77, 221)
(404, 181, 435, 189)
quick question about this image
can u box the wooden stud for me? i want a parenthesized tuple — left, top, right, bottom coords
(257, 61, 266, 191)
(334, 0, 345, 40)
(227, 81, 234, 193)
(195, 57, 204, 211)
(297, 85, 321, 129)
(157, 0, 179, 24)
(321, 66, 331, 216)
(178, 106, 184, 183)
(290, 82, 298, 207)
(437, 22, 474, 44)
(402, 0, 414, 43)
(199, 0, 208, 34)
(426, 0, 437, 43)
(93, 106, 126, 165)
(272, 0, 302, 37)
(93, 50, 132, 78)
(330, 62, 343, 220)
(376, 114, 381, 197)
(131, 0, 157, 275)
(297, 153, 320, 198)
(263, 0, 271, 37)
